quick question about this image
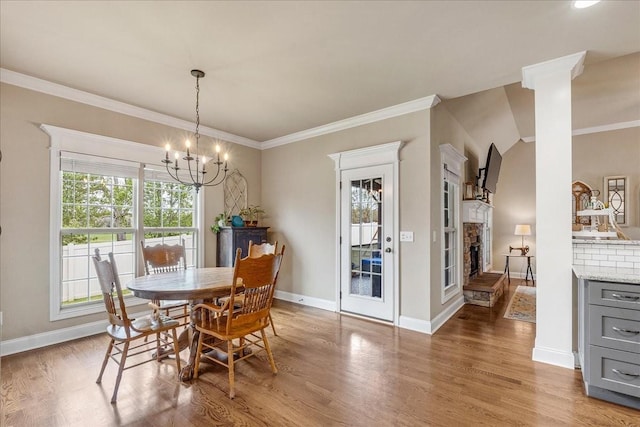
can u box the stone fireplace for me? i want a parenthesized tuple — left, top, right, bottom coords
(463, 223, 484, 286)
(462, 200, 506, 307)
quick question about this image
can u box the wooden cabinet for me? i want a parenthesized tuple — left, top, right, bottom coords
(578, 279, 640, 409)
(216, 227, 269, 267)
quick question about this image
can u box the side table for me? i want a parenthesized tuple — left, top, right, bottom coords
(503, 254, 535, 285)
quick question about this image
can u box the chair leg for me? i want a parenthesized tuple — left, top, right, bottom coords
(97, 338, 114, 384)
(261, 328, 278, 374)
(227, 339, 235, 399)
(171, 329, 181, 372)
(269, 313, 277, 336)
(155, 332, 161, 361)
(193, 331, 204, 379)
(111, 341, 129, 404)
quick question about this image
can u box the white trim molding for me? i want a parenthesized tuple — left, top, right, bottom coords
(329, 141, 403, 325)
(522, 51, 586, 90)
(273, 290, 336, 312)
(522, 119, 640, 143)
(532, 346, 577, 370)
(1, 68, 260, 149)
(262, 95, 441, 149)
(399, 295, 465, 335)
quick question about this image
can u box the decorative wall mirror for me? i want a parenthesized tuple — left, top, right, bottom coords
(604, 175, 627, 225)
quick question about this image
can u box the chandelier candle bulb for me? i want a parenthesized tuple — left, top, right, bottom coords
(202, 156, 206, 173)
(185, 140, 191, 158)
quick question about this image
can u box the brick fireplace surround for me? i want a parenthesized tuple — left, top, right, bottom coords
(462, 221, 507, 307)
(463, 223, 484, 287)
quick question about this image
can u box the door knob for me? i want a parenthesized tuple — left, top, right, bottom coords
(385, 248, 392, 253)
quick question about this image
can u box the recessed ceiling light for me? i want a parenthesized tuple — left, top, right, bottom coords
(573, 0, 601, 8)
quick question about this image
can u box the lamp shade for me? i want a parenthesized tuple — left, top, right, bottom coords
(514, 224, 531, 236)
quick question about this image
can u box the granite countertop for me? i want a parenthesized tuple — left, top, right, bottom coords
(573, 239, 640, 246)
(573, 265, 640, 284)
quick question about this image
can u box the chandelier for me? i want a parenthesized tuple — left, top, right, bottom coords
(163, 69, 228, 192)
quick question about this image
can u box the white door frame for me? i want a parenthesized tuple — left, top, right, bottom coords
(328, 141, 402, 325)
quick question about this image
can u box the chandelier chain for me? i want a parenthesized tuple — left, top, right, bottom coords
(195, 75, 200, 153)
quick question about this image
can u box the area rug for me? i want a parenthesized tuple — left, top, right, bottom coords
(504, 285, 536, 323)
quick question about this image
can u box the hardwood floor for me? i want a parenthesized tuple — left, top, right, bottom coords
(2, 281, 639, 426)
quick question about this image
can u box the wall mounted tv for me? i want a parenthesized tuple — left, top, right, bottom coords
(481, 143, 502, 194)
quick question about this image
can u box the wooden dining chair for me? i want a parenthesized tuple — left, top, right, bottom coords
(193, 248, 283, 398)
(235, 240, 283, 335)
(140, 240, 189, 327)
(247, 240, 278, 258)
(92, 249, 182, 403)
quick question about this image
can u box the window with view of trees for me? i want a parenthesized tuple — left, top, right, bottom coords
(143, 178, 197, 266)
(46, 124, 202, 321)
(61, 169, 136, 307)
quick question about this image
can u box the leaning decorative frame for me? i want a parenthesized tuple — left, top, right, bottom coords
(572, 180, 593, 226)
(224, 169, 248, 216)
(603, 175, 628, 226)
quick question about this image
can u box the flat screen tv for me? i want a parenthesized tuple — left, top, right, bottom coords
(482, 143, 502, 194)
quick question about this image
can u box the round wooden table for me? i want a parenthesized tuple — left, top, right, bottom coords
(126, 267, 235, 381)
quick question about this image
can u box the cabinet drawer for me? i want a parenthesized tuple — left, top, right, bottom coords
(589, 305, 640, 353)
(588, 281, 640, 309)
(589, 346, 640, 398)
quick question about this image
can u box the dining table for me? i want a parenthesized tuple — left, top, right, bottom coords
(126, 267, 235, 381)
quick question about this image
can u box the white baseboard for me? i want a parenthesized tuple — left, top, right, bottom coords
(274, 290, 336, 312)
(0, 309, 148, 357)
(1, 292, 464, 356)
(1, 319, 107, 357)
(532, 345, 576, 369)
(399, 295, 465, 335)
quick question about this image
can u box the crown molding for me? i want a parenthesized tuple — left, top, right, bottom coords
(521, 119, 640, 143)
(262, 95, 441, 149)
(0, 68, 260, 149)
(521, 51, 586, 90)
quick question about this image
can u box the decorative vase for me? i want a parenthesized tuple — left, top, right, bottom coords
(231, 215, 245, 227)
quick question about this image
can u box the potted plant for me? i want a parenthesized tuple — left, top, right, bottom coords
(239, 205, 265, 227)
(210, 212, 230, 233)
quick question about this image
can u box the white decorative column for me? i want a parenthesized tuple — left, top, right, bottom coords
(522, 51, 586, 369)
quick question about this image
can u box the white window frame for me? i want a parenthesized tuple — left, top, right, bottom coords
(43, 124, 205, 321)
(439, 144, 467, 304)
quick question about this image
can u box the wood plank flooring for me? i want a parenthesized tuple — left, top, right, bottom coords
(2, 281, 639, 426)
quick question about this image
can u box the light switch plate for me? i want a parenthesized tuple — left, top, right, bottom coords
(400, 231, 414, 242)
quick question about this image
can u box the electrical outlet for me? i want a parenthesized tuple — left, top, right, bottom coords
(400, 231, 414, 242)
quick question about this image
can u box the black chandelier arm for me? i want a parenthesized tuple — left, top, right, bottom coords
(201, 163, 228, 187)
(184, 154, 201, 187)
(164, 162, 194, 187)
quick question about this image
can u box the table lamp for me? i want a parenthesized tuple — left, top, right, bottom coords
(510, 224, 531, 255)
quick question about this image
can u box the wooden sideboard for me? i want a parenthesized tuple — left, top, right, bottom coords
(216, 227, 269, 267)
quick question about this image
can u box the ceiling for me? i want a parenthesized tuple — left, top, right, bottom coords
(1, 1, 639, 145)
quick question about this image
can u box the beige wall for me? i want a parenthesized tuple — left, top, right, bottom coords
(493, 127, 640, 274)
(0, 83, 261, 341)
(430, 105, 472, 317)
(492, 140, 537, 274)
(261, 110, 436, 321)
(572, 127, 640, 240)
